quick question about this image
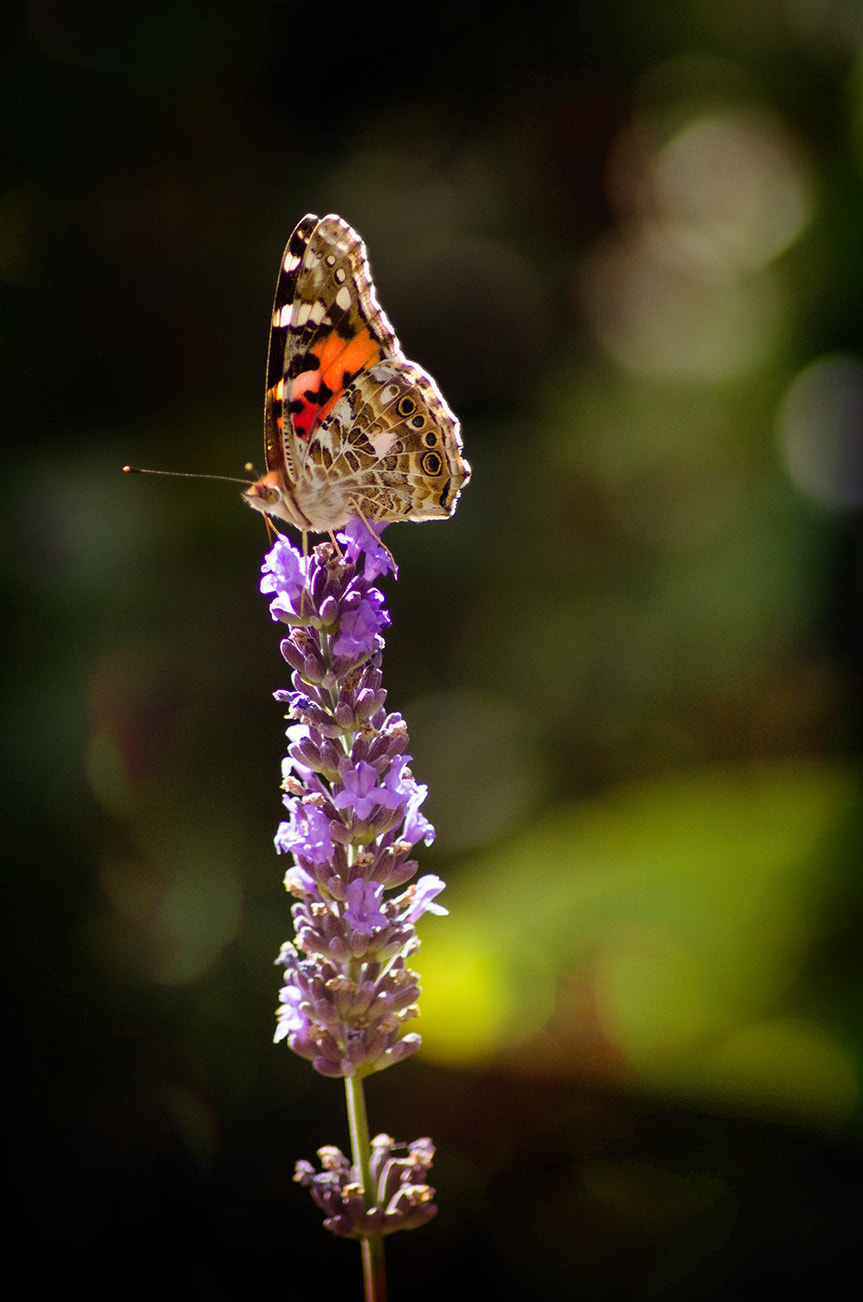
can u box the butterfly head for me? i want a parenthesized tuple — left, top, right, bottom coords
(243, 471, 311, 530)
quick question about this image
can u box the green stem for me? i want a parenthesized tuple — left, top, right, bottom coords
(345, 1076, 387, 1302)
(360, 1236, 386, 1302)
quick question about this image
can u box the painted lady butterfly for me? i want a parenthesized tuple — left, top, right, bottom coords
(243, 214, 470, 534)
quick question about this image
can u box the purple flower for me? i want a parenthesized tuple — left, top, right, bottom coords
(381, 753, 412, 801)
(283, 864, 316, 896)
(259, 527, 446, 1243)
(334, 758, 402, 821)
(400, 874, 448, 923)
(403, 781, 436, 848)
(332, 591, 390, 658)
(261, 536, 308, 619)
(261, 533, 444, 1074)
(338, 517, 395, 582)
(274, 983, 308, 1044)
(344, 878, 387, 932)
(275, 801, 334, 864)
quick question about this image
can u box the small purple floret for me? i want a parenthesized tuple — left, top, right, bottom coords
(275, 801, 334, 863)
(338, 517, 395, 581)
(344, 878, 388, 931)
(334, 758, 402, 821)
(402, 874, 449, 923)
(261, 536, 308, 618)
(332, 591, 390, 657)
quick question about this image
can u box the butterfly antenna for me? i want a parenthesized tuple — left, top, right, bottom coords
(123, 466, 253, 486)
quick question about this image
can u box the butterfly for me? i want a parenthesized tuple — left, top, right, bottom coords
(242, 214, 470, 535)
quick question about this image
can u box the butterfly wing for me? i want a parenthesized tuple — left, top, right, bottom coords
(264, 214, 397, 489)
(261, 213, 318, 499)
(247, 213, 469, 531)
(298, 358, 470, 526)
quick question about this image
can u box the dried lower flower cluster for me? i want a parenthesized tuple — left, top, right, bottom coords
(260, 520, 443, 1235)
(295, 1134, 437, 1238)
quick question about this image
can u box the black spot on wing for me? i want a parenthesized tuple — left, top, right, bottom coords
(266, 328, 289, 389)
(287, 351, 321, 379)
(289, 219, 316, 257)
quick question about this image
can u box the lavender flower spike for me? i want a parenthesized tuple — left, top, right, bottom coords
(261, 519, 445, 1241)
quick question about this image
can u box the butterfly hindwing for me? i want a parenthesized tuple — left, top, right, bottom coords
(308, 359, 467, 522)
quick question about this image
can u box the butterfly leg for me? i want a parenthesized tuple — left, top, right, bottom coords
(351, 508, 398, 576)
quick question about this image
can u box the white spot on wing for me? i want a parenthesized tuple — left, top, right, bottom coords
(283, 252, 301, 272)
(273, 303, 293, 327)
(294, 299, 328, 327)
(370, 430, 396, 457)
(335, 285, 352, 311)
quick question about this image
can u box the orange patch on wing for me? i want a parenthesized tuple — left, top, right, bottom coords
(266, 382, 286, 435)
(313, 326, 380, 418)
(284, 329, 382, 443)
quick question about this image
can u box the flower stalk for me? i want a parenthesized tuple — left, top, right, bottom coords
(260, 520, 443, 1299)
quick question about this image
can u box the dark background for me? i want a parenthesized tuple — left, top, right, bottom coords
(3, 2, 863, 1297)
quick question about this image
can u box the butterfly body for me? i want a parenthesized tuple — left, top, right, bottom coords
(244, 214, 470, 533)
